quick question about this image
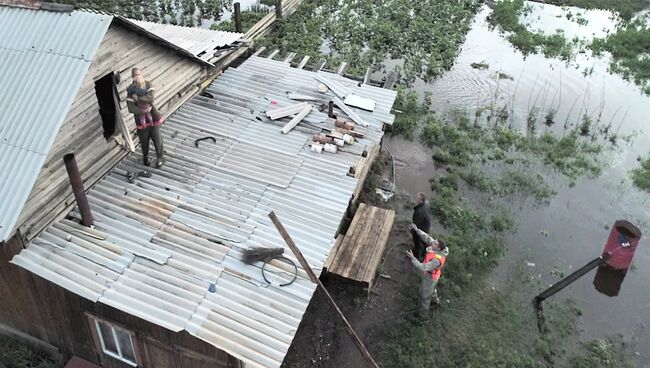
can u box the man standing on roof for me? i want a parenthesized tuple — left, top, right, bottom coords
(127, 67, 164, 168)
(406, 223, 448, 317)
(411, 192, 432, 261)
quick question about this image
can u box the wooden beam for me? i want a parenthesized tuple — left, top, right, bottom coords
(283, 52, 296, 63)
(252, 46, 267, 57)
(267, 49, 280, 59)
(313, 59, 326, 72)
(336, 62, 348, 75)
(297, 55, 310, 69)
(234, 2, 242, 33)
(276, 0, 283, 19)
(363, 67, 372, 85)
(268, 212, 380, 368)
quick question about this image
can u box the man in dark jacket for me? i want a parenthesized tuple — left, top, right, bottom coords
(411, 192, 432, 260)
(127, 68, 164, 168)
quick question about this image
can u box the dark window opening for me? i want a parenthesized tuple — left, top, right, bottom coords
(94, 72, 118, 139)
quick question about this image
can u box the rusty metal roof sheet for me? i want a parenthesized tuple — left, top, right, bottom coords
(0, 7, 111, 242)
(127, 19, 244, 63)
(12, 56, 396, 368)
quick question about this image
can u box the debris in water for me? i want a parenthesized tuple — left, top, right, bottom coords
(376, 188, 394, 202)
(470, 61, 489, 70)
(527, 262, 536, 267)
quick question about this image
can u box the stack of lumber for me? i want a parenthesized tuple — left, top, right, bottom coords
(324, 203, 395, 289)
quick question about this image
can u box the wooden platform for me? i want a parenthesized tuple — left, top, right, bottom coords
(325, 203, 395, 288)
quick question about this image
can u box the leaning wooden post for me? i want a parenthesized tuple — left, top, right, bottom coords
(275, 0, 283, 19)
(234, 2, 242, 32)
(268, 211, 380, 368)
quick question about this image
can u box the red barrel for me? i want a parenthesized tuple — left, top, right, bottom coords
(601, 220, 642, 271)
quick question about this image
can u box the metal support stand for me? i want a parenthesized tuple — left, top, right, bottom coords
(534, 254, 609, 332)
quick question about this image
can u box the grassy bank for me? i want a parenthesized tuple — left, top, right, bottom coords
(256, 0, 480, 81)
(378, 92, 636, 367)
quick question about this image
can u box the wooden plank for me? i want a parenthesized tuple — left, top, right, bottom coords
(359, 209, 395, 283)
(349, 206, 386, 280)
(363, 67, 372, 85)
(362, 210, 395, 284)
(252, 46, 267, 57)
(312, 59, 326, 72)
(267, 49, 280, 59)
(297, 55, 310, 70)
(344, 206, 381, 279)
(336, 62, 348, 75)
(324, 234, 345, 270)
(338, 205, 376, 278)
(283, 52, 296, 63)
(329, 203, 367, 273)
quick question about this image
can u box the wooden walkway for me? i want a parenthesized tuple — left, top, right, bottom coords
(325, 203, 395, 288)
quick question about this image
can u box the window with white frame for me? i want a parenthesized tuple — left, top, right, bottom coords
(92, 318, 138, 366)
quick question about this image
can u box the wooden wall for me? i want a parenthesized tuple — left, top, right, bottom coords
(0, 235, 241, 368)
(15, 22, 210, 240)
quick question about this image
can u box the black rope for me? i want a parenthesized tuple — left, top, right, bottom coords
(262, 256, 298, 287)
(195, 136, 216, 148)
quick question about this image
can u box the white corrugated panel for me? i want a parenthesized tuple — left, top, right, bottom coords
(128, 19, 243, 62)
(0, 8, 111, 241)
(13, 56, 397, 368)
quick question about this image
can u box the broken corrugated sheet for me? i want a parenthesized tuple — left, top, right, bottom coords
(0, 7, 111, 242)
(12, 56, 396, 368)
(127, 19, 244, 63)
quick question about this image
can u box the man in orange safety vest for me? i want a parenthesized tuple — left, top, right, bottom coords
(406, 223, 449, 316)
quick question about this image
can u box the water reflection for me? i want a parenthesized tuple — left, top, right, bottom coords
(593, 265, 626, 297)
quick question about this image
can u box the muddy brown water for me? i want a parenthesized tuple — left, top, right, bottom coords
(385, 3, 650, 365)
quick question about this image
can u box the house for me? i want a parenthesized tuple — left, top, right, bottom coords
(0, 2, 397, 368)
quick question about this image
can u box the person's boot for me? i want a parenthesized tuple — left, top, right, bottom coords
(155, 158, 165, 169)
(143, 156, 150, 167)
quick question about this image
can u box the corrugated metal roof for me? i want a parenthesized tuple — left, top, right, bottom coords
(0, 7, 111, 241)
(127, 19, 243, 63)
(12, 56, 396, 368)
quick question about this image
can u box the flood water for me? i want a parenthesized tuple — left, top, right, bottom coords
(385, 3, 650, 365)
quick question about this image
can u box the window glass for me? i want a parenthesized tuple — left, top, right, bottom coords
(97, 321, 118, 354)
(116, 328, 137, 363)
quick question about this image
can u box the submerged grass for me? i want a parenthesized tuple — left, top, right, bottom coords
(489, 0, 575, 60)
(211, 5, 269, 32)
(256, 0, 480, 81)
(591, 19, 650, 95)
(631, 155, 650, 192)
(544, 0, 648, 21)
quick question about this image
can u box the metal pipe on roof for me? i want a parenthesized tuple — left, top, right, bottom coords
(64, 153, 94, 227)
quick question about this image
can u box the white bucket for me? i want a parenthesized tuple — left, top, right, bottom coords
(310, 143, 323, 153)
(324, 143, 338, 153)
